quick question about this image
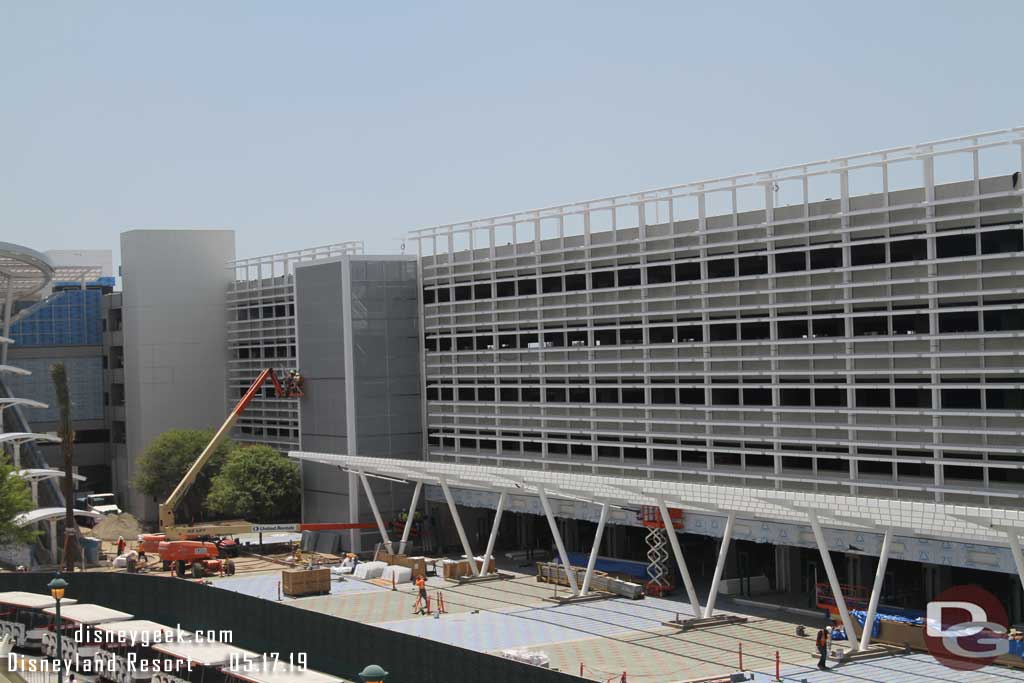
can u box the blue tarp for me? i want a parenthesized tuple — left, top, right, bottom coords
(832, 610, 926, 641)
(565, 553, 650, 580)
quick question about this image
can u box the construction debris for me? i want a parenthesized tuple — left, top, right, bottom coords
(90, 513, 142, 542)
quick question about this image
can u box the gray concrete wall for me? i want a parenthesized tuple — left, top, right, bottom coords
(120, 229, 235, 520)
(296, 255, 421, 551)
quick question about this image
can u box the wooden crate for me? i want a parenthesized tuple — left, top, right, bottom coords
(282, 568, 330, 597)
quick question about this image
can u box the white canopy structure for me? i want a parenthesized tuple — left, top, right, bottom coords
(15, 508, 100, 527)
(0, 591, 78, 609)
(0, 398, 48, 412)
(291, 450, 1024, 651)
(42, 603, 132, 624)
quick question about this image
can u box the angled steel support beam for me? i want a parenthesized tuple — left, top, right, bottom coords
(1006, 528, 1024, 596)
(439, 478, 480, 576)
(398, 481, 423, 555)
(656, 498, 701, 618)
(538, 488, 579, 595)
(703, 511, 737, 618)
(580, 503, 609, 597)
(358, 471, 393, 554)
(807, 510, 860, 651)
(481, 491, 507, 575)
(859, 528, 893, 650)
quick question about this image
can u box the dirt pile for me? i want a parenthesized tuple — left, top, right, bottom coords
(91, 513, 142, 542)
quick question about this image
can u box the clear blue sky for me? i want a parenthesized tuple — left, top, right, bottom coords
(2, 1, 1022, 264)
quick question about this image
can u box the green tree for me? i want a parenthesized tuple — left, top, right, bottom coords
(133, 429, 235, 523)
(207, 445, 300, 523)
(0, 457, 40, 546)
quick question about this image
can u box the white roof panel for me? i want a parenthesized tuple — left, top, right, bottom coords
(43, 603, 132, 624)
(0, 591, 78, 609)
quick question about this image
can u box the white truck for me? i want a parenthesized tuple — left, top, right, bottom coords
(84, 492, 122, 515)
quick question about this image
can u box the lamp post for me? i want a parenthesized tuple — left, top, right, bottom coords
(48, 574, 68, 683)
(357, 664, 388, 682)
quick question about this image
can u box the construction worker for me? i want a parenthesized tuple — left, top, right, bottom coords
(815, 623, 829, 670)
(415, 575, 428, 615)
(116, 536, 126, 556)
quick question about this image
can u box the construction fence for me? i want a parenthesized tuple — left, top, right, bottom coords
(0, 572, 584, 683)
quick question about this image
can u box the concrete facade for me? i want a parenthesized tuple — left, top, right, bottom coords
(295, 255, 421, 551)
(118, 229, 235, 520)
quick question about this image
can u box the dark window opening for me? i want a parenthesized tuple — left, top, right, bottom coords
(569, 387, 590, 403)
(715, 452, 741, 467)
(810, 247, 842, 269)
(712, 388, 740, 405)
(851, 242, 886, 266)
(892, 314, 929, 335)
(857, 389, 890, 408)
(710, 323, 737, 341)
(621, 387, 644, 403)
(707, 258, 735, 278)
(521, 387, 540, 402)
(500, 387, 519, 402)
(596, 387, 619, 403)
(647, 264, 673, 284)
(546, 387, 567, 403)
(815, 389, 845, 407)
(987, 389, 1024, 410)
(746, 452, 774, 468)
(592, 271, 616, 289)
(542, 276, 563, 293)
(519, 332, 538, 348)
(937, 233, 977, 258)
(595, 329, 617, 346)
(457, 387, 474, 401)
(895, 389, 931, 408)
(890, 238, 927, 262)
(567, 329, 589, 346)
(438, 338, 452, 352)
(456, 336, 474, 351)
(518, 278, 537, 296)
(652, 387, 677, 404)
(620, 327, 643, 344)
(617, 268, 641, 286)
(740, 321, 770, 340)
(498, 333, 516, 349)
(775, 251, 807, 273)
(944, 465, 983, 482)
(738, 254, 768, 276)
(743, 388, 772, 405)
(984, 308, 1024, 331)
(474, 283, 492, 299)
(436, 287, 451, 303)
(565, 273, 587, 291)
(475, 335, 494, 350)
(939, 311, 979, 333)
(426, 386, 439, 400)
(778, 320, 808, 339)
(675, 262, 701, 281)
(853, 315, 888, 336)
(783, 456, 812, 470)
(496, 281, 516, 297)
(423, 288, 435, 304)
(455, 285, 472, 301)
(859, 460, 893, 476)
(812, 317, 844, 337)
(478, 387, 495, 402)
(780, 388, 811, 406)
(679, 388, 705, 404)
(544, 331, 566, 347)
(650, 326, 674, 343)
(677, 325, 703, 342)
(981, 227, 1024, 254)
(440, 387, 454, 401)
(942, 388, 981, 409)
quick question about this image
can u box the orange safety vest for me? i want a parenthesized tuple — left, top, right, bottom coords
(816, 629, 828, 648)
(416, 578, 425, 590)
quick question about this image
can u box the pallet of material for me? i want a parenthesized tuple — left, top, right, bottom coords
(375, 551, 428, 580)
(281, 568, 331, 597)
(535, 562, 644, 599)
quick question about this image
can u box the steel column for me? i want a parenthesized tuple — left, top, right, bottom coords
(538, 489, 579, 595)
(1, 276, 13, 365)
(807, 511, 859, 651)
(358, 472, 393, 554)
(657, 498, 701, 617)
(859, 528, 893, 650)
(1007, 528, 1024, 596)
(580, 502, 609, 596)
(398, 481, 423, 555)
(439, 478, 480, 576)
(703, 511, 737, 618)
(481, 491, 507, 575)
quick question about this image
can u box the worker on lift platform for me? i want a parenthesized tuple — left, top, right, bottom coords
(283, 370, 305, 398)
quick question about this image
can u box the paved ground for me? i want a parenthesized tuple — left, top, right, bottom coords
(210, 571, 1024, 682)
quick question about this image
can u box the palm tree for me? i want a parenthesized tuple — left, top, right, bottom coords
(50, 363, 78, 571)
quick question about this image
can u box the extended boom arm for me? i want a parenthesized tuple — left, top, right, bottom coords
(158, 368, 285, 532)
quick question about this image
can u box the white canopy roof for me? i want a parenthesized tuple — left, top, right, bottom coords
(289, 451, 1024, 547)
(0, 398, 47, 410)
(222, 661, 338, 683)
(153, 640, 258, 667)
(0, 242, 54, 300)
(0, 365, 31, 376)
(15, 507, 101, 527)
(43, 603, 132, 624)
(0, 591, 78, 609)
(0, 432, 61, 445)
(14, 469, 86, 483)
